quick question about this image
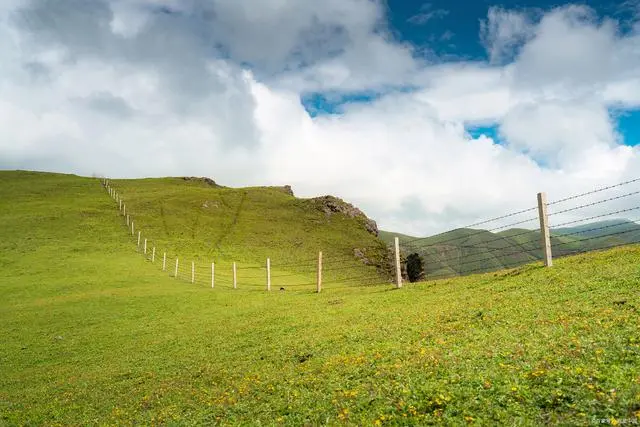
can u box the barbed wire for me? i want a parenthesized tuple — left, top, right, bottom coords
(553, 239, 640, 260)
(548, 191, 640, 217)
(416, 229, 541, 259)
(396, 203, 539, 248)
(549, 206, 640, 228)
(552, 227, 640, 249)
(439, 244, 539, 272)
(424, 254, 544, 281)
(551, 219, 640, 239)
(548, 177, 640, 206)
(402, 216, 538, 248)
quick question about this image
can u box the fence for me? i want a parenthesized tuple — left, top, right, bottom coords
(398, 177, 640, 283)
(101, 177, 640, 291)
(99, 179, 394, 292)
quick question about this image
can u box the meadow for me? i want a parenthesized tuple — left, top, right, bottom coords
(1, 171, 639, 425)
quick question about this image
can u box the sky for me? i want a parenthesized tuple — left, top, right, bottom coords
(1, 0, 640, 236)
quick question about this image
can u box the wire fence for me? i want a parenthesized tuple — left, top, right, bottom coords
(100, 179, 394, 293)
(101, 176, 640, 292)
(398, 177, 640, 282)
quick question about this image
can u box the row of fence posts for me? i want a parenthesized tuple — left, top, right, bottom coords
(102, 179, 553, 291)
(102, 178, 332, 292)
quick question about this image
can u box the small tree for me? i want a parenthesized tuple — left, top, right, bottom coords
(406, 253, 424, 283)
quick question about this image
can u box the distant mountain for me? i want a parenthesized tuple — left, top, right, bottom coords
(379, 219, 640, 279)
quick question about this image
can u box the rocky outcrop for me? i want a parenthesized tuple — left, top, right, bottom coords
(282, 185, 294, 196)
(311, 195, 378, 236)
(182, 177, 220, 187)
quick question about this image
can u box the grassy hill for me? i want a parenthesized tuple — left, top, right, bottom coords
(1, 170, 640, 425)
(16, 171, 391, 290)
(380, 219, 640, 279)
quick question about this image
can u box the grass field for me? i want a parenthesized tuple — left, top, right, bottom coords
(1, 171, 639, 425)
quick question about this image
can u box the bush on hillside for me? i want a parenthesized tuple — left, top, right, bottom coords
(406, 253, 424, 282)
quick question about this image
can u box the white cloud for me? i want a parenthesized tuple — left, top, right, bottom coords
(481, 7, 535, 64)
(1, 1, 640, 236)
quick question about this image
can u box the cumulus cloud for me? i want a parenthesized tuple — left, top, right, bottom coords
(481, 7, 535, 64)
(1, 1, 640, 236)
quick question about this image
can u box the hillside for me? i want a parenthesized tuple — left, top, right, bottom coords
(1, 170, 640, 425)
(5, 171, 391, 289)
(380, 219, 640, 279)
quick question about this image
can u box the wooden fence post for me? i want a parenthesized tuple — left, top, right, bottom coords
(211, 262, 215, 289)
(537, 192, 553, 267)
(144, 238, 147, 255)
(152, 247, 155, 263)
(317, 251, 323, 293)
(174, 258, 179, 278)
(126, 214, 129, 226)
(233, 262, 237, 289)
(137, 231, 141, 249)
(131, 220, 134, 236)
(163, 252, 167, 271)
(123, 204, 126, 217)
(266, 258, 271, 291)
(191, 261, 195, 284)
(395, 237, 403, 288)
(119, 199, 122, 211)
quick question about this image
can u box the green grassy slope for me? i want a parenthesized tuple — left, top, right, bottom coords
(1, 171, 640, 425)
(112, 177, 381, 262)
(380, 220, 640, 279)
(107, 174, 392, 288)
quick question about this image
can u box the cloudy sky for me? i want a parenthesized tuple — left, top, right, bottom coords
(1, 0, 640, 236)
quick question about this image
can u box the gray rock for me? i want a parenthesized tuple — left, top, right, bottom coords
(311, 195, 378, 236)
(182, 176, 220, 187)
(282, 185, 294, 196)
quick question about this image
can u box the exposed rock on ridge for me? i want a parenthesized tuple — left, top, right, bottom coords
(311, 195, 378, 236)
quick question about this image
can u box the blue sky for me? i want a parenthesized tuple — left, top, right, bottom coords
(301, 0, 640, 148)
(385, 0, 639, 59)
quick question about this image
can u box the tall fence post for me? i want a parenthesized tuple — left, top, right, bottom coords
(137, 231, 141, 249)
(317, 251, 323, 293)
(174, 258, 179, 278)
(144, 238, 147, 255)
(191, 261, 195, 284)
(131, 221, 134, 236)
(394, 237, 403, 288)
(126, 214, 129, 226)
(233, 262, 237, 289)
(266, 258, 271, 292)
(152, 247, 155, 263)
(211, 262, 215, 289)
(163, 252, 167, 271)
(119, 199, 122, 211)
(123, 204, 126, 217)
(537, 192, 553, 267)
